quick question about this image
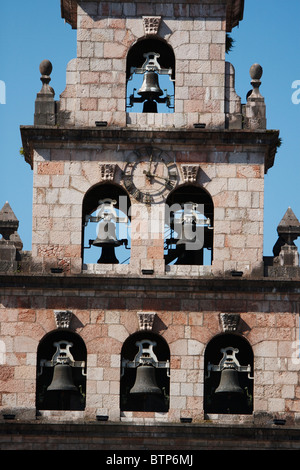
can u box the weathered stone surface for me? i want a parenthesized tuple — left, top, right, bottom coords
(7, 0, 294, 445)
(0, 273, 299, 425)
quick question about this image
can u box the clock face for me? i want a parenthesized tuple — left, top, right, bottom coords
(123, 147, 178, 204)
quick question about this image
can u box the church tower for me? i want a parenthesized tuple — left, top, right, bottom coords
(21, 0, 278, 279)
(0, 0, 299, 449)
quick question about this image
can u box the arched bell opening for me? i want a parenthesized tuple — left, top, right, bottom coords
(204, 334, 254, 415)
(36, 330, 87, 411)
(126, 37, 175, 113)
(120, 331, 170, 412)
(164, 184, 214, 266)
(82, 183, 131, 265)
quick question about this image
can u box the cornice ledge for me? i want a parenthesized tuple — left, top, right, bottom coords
(20, 125, 280, 172)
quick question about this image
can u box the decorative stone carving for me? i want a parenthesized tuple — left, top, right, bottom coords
(34, 60, 56, 126)
(244, 63, 266, 130)
(99, 163, 116, 181)
(220, 313, 240, 332)
(137, 312, 156, 331)
(0, 202, 20, 240)
(143, 16, 161, 35)
(54, 310, 73, 329)
(181, 164, 199, 183)
(0, 202, 23, 272)
(273, 207, 300, 266)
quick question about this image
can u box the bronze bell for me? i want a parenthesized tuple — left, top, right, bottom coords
(130, 364, 162, 396)
(176, 221, 197, 247)
(92, 220, 120, 248)
(215, 367, 244, 395)
(138, 71, 164, 101)
(47, 363, 78, 392)
(93, 220, 121, 264)
(175, 221, 204, 265)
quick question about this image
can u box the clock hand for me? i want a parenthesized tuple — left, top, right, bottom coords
(143, 171, 169, 182)
(148, 153, 153, 174)
(143, 169, 153, 179)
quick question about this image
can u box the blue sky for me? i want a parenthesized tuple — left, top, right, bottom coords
(0, 0, 300, 257)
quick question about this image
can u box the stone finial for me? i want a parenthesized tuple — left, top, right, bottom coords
(220, 313, 240, 332)
(143, 16, 161, 35)
(0, 202, 23, 271)
(34, 60, 56, 125)
(273, 208, 300, 266)
(39, 60, 54, 95)
(0, 202, 19, 240)
(249, 63, 263, 98)
(54, 310, 73, 329)
(244, 63, 266, 130)
(181, 164, 199, 183)
(277, 207, 300, 243)
(137, 312, 156, 331)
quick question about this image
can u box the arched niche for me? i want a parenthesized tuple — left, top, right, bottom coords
(82, 183, 131, 265)
(36, 330, 87, 411)
(126, 37, 175, 113)
(164, 184, 214, 266)
(120, 331, 170, 412)
(204, 333, 254, 415)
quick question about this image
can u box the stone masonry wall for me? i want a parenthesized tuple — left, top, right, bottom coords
(30, 144, 265, 276)
(1, 422, 300, 450)
(0, 277, 299, 424)
(59, 1, 228, 129)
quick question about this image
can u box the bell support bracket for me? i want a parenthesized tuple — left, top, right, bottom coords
(206, 346, 252, 379)
(121, 339, 170, 377)
(38, 340, 86, 376)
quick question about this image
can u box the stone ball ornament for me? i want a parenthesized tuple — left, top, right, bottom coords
(249, 63, 263, 80)
(39, 59, 53, 77)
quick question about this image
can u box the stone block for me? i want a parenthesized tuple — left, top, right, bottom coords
(228, 178, 247, 191)
(0, 240, 17, 265)
(81, 71, 100, 84)
(169, 30, 190, 48)
(205, 19, 222, 31)
(59, 188, 84, 205)
(103, 43, 127, 59)
(254, 341, 278, 358)
(175, 44, 199, 60)
(37, 162, 64, 175)
(212, 31, 225, 44)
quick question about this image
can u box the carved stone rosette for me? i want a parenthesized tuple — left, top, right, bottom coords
(99, 163, 116, 181)
(181, 164, 199, 183)
(143, 16, 161, 35)
(220, 313, 240, 332)
(54, 310, 73, 329)
(137, 312, 156, 331)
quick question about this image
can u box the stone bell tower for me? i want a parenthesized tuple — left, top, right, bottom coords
(3, 0, 300, 451)
(21, 0, 278, 278)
